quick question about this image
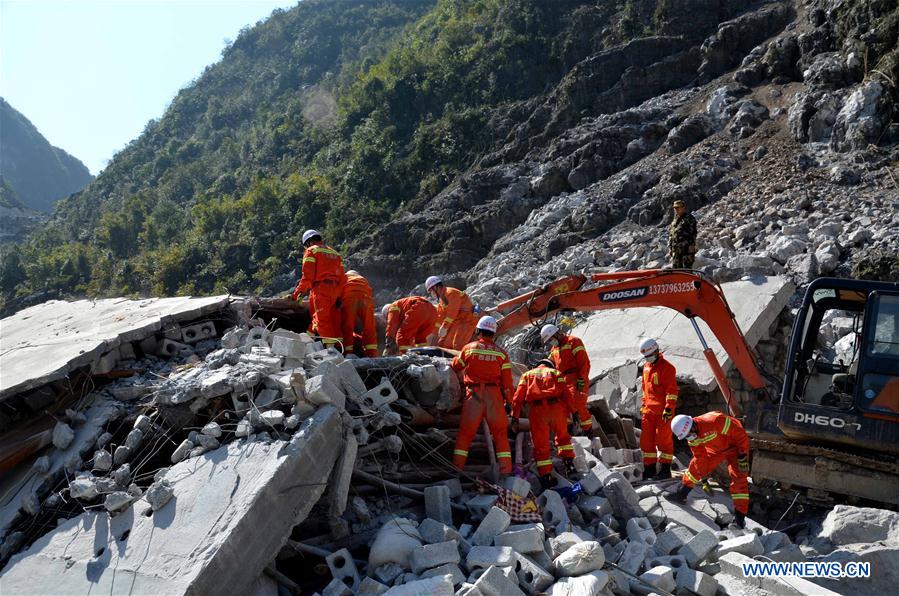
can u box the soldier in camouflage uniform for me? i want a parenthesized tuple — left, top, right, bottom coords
(668, 200, 697, 268)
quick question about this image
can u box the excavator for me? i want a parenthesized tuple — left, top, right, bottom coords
(490, 269, 899, 508)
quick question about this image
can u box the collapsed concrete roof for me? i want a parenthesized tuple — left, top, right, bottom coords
(0, 295, 231, 401)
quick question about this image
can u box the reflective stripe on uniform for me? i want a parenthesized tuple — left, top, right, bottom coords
(689, 433, 718, 446)
(561, 344, 572, 351)
(537, 459, 553, 467)
(666, 394, 678, 402)
(580, 419, 592, 427)
(731, 493, 749, 500)
(303, 257, 316, 263)
(642, 451, 657, 458)
(722, 417, 732, 435)
(454, 449, 468, 457)
(399, 345, 413, 350)
(502, 363, 512, 370)
(684, 469, 700, 484)
(311, 246, 340, 256)
(466, 349, 506, 359)
(572, 345, 586, 355)
(659, 453, 674, 461)
(444, 317, 455, 323)
(496, 451, 511, 459)
(389, 306, 400, 312)
(364, 344, 378, 350)
(558, 445, 573, 452)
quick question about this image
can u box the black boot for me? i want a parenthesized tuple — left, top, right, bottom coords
(539, 474, 554, 491)
(665, 483, 691, 504)
(585, 427, 595, 440)
(563, 458, 577, 477)
(656, 463, 672, 480)
(643, 463, 657, 479)
(734, 511, 746, 528)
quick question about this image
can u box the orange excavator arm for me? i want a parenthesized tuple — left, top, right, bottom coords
(493, 270, 767, 416)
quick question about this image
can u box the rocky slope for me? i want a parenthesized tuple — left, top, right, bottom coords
(354, 0, 899, 303)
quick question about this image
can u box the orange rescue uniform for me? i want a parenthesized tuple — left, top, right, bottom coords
(341, 272, 377, 357)
(549, 334, 592, 433)
(682, 411, 751, 514)
(292, 242, 346, 348)
(451, 338, 514, 474)
(511, 364, 576, 476)
(436, 287, 478, 350)
(386, 296, 437, 354)
(640, 353, 678, 467)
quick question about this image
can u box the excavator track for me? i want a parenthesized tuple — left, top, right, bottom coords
(750, 438, 899, 508)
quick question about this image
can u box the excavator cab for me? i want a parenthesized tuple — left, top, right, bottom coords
(777, 278, 899, 454)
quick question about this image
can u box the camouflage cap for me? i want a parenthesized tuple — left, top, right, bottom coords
(672, 200, 686, 208)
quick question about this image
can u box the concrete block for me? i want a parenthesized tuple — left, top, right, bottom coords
(0, 406, 344, 596)
(466, 494, 498, 520)
(577, 495, 612, 521)
(455, 582, 483, 596)
(328, 429, 357, 518)
(419, 563, 465, 586)
(494, 525, 543, 554)
(638, 497, 667, 527)
(181, 322, 217, 344)
(626, 517, 656, 545)
(306, 374, 346, 410)
(336, 360, 367, 398)
(373, 563, 404, 585)
(537, 490, 569, 527)
(602, 473, 644, 519)
(323, 577, 354, 596)
(304, 347, 344, 370)
(613, 463, 643, 483)
(599, 447, 620, 466)
(718, 552, 842, 596)
(419, 519, 460, 544)
(326, 548, 361, 592)
(618, 540, 651, 575)
(425, 485, 454, 526)
(471, 507, 511, 547)
(594, 521, 620, 545)
(579, 460, 614, 495)
(272, 334, 309, 360)
(714, 533, 763, 560)
(93, 449, 112, 471)
(504, 475, 532, 498)
(710, 501, 734, 525)
(513, 553, 553, 595)
(362, 377, 399, 409)
(382, 574, 454, 596)
(52, 422, 75, 450)
(677, 529, 719, 566)
(603, 540, 626, 564)
(411, 540, 461, 574)
(766, 544, 805, 563)
(656, 497, 719, 534)
(760, 530, 790, 553)
(638, 566, 675, 593)
(357, 576, 390, 596)
(645, 554, 688, 572)
(675, 568, 718, 596)
(473, 565, 524, 596)
(466, 546, 515, 570)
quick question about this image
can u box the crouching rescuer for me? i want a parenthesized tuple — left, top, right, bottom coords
(541, 324, 593, 438)
(639, 337, 678, 479)
(451, 316, 514, 476)
(668, 411, 751, 527)
(511, 359, 577, 490)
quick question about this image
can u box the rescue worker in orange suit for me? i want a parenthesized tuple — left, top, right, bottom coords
(541, 324, 593, 438)
(290, 229, 346, 349)
(426, 276, 478, 351)
(451, 316, 514, 476)
(340, 270, 377, 357)
(511, 359, 577, 490)
(382, 296, 437, 355)
(668, 412, 751, 528)
(638, 337, 678, 479)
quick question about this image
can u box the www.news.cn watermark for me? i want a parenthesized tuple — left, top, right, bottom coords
(742, 561, 871, 579)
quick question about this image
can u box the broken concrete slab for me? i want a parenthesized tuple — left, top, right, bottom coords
(573, 277, 793, 399)
(0, 295, 231, 400)
(383, 574, 454, 596)
(718, 552, 842, 595)
(0, 406, 343, 595)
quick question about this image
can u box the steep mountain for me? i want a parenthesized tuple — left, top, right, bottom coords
(0, 177, 48, 244)
(2, 0, 897, 316)
(0, 98, 93, 213)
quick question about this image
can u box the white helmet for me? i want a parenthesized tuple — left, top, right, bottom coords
(425, 275, 443, 292)
(476, 315, 498, 333)
(639, 337, 659, 357)
(671, 415, 694, 440)
(381, 304, 391, 318)
(540, 324, 559, 343)
(346, 270, 359, 276)
(302, 229, 321, 245)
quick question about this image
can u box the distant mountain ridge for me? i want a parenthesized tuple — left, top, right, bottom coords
(0, 98, 93, 213)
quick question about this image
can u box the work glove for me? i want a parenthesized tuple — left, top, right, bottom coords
(665, 483, 691, 504)
(576, 379, 586, 392)
(335, 297, 343, 309)
(737, 453, 750, 474)
(662, 407, 673, 421)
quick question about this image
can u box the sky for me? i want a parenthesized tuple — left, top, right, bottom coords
(1, 0, 297, 174)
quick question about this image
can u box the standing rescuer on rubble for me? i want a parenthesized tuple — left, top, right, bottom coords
(341, 270, 377, 357)
(511, 359, 577, 489)
(668, 199, 698, 268)
(382, 296, 437, 355)
(291, 229, 346, 349)
(541, 324, 593, 438)
(639, 337, 678, 479)
(426, 276, 479, 351)
(451, 316, 514, 476)
(668, 411, 751, 528)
